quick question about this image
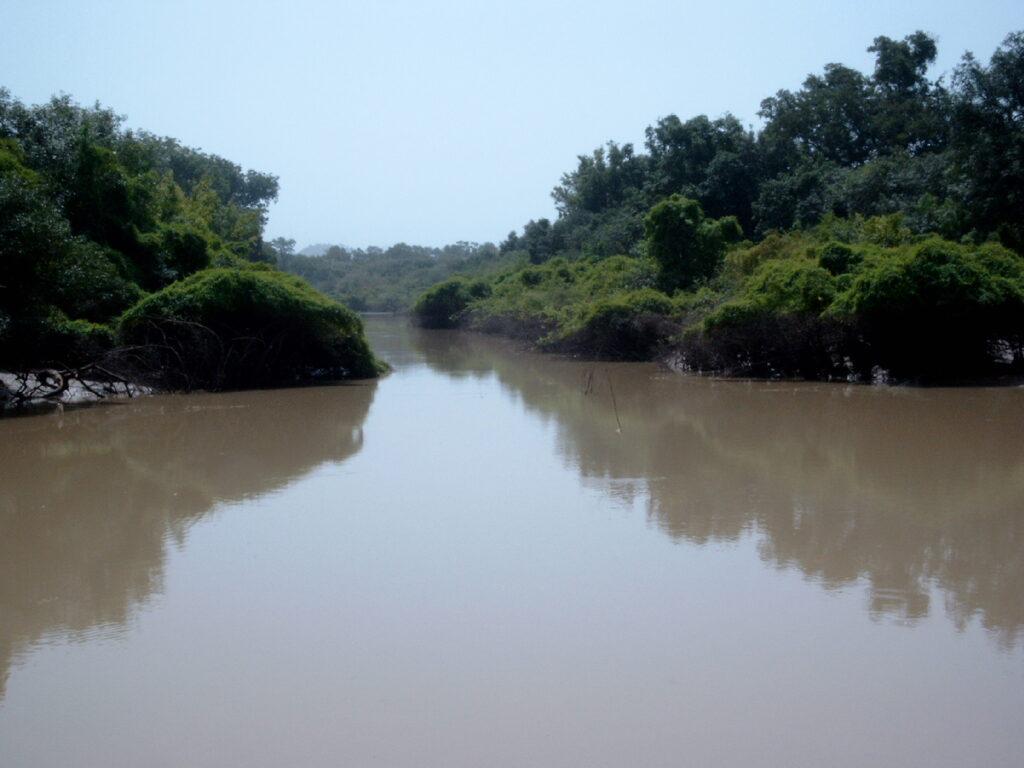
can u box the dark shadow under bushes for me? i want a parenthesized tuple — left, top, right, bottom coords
(674, 312, 852, 380)
(466, 310, 559, 344)
(552, 312, 679, 361)
(549, 290, 681, 360)
(676, 311, 1024, 384)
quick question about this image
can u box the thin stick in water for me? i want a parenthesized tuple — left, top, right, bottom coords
(606, 371, 622, 433)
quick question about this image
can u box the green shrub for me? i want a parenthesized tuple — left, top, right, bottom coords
(687, 236, 1024, 380)
(704, 259, 836, 330)
(119, 268, 380, 390)
(673, 286, 725, 316)
(742, 259, 837, 314)
(722, 231, 808, 278)
(520, 268, 544, 287)
(453, 254, 665, 354)
(691, 260, 841, 378)
(555, 288, 677, 359)
(575, 255, 658, 294)
(47, 315, 117, 361)
(818, 242, 863, 275)
(829, 238, 1024, 376)
(412, 277, 489, 328)
(860, 213, 916, 247)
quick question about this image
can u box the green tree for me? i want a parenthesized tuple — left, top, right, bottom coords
(269, 237, 296, 258)
(644, 114, 760, 229)
(644, 195, 741, 290)
(867, 32, 948, 154)
(552, 141, 647, 216)
(759, 64, 876, 167)
(519, 218, 562, 264)
(951, 32, 1024, 249)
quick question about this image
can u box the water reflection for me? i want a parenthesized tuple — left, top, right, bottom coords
(0, 383, 376, 699)
(404, 325, 1024, 646)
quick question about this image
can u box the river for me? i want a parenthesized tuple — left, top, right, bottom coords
(1, 316, 1022, 767)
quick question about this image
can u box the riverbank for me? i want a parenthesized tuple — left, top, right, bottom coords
(0, 370, 150, 413)
(412, 219, 1024, 384)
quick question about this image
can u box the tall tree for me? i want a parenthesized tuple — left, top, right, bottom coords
(951, 32, 1024, 248)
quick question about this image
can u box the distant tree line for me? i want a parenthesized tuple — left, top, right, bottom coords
(278, 241, 513, 312)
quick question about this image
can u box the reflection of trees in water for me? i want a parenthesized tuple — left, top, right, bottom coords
(411, 327, 1024, 646)
(0, 383, 376, 699)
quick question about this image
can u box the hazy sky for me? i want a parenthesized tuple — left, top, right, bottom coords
(2, 1, 1020, 249)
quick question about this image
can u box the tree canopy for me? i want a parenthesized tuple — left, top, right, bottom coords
(0, 90, 378, 390)
(493, 30, 1024, 257)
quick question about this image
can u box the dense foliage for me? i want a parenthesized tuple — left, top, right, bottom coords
(687, 223, 1024, 379)
(498, 31, 1024, 257)
(119, 267, 380, 389)
(643, 195, 742, 289)
(0, 90, 378, 389)
(448, 255, 676, 359)
(414, 31, 1024, 382)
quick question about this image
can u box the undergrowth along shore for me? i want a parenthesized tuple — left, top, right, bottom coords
(413, 210, 1024, 384)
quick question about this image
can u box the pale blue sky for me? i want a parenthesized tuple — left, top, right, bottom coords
(1, 1, 1020, 248)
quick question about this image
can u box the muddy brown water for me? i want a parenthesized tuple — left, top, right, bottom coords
(1, 316, 1022, 767)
